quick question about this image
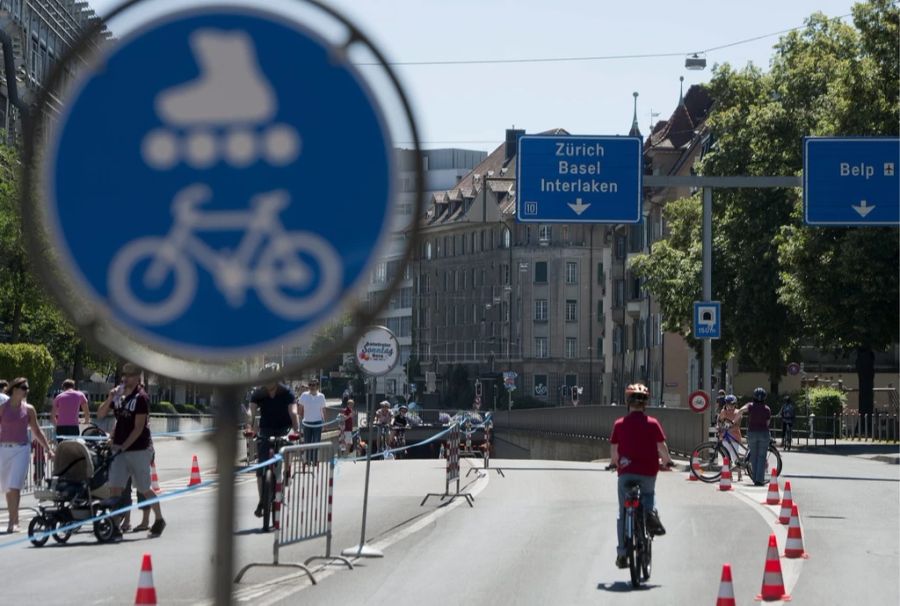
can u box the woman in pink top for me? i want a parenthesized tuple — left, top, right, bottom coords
(0, 377, 54, 533)
(52, 379, 91, 438)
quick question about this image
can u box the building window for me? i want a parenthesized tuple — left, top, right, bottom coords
(374, 262, 386, 284)
(596, 262, 604, 284)
(565, 337, 577, 359)
(534, 261, 547, 283)
(565, 261, 578, 284)
(534, 338, 549, 359)
(615, 235, 626, 259)
(425, 241, 432, 260)
(533, 374, 548, 397)
(501, 264, 510, 285)
(614, 280, 625, 307)
(539, 225, 551, 243)
(534, 299, 548, 321)
(565, 299, 577, 322)
(613, 325, 624, 354)
(501, 227, 511, 248)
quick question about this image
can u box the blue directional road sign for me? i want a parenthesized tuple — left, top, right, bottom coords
(803, 137, 899, 226)
(44, 7, 395, 359)
(694, 301, 721, 340)
(516, 135, 642, 223)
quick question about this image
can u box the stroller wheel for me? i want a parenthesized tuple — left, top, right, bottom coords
(28, 516, 50, 547)
(52, 521, 74, 544)
(93, 517, 116, 543)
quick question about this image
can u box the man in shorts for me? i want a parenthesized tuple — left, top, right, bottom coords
(98, 363, 165, 539)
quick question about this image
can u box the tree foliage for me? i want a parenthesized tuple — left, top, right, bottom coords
(632, 1, 898, 407)
(0, 343, 54, 411)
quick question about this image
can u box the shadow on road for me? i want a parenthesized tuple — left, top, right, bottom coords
(596, 581, 660, 592)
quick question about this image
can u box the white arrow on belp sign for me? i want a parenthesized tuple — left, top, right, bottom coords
(852, 199, 875, 217)
(568, 197, 591, 215)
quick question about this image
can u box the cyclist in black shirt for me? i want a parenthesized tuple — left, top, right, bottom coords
(246, 364, 299, 517)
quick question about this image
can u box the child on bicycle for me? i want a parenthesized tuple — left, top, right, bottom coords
(609, 383, 674, 569)
(717, 394, 743, 462)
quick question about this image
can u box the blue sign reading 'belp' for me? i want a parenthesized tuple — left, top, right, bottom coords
(803, 137, 899, 226)
(45, 8, 395, 357)
(516, 135, 642, 223)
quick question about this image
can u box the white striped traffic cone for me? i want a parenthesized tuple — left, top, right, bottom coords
(150, 460, 162, 494)
(783, 504, 808, 559)
(687, 451, 700, 481)
(763, 468, 780, 504)
(187, 455, 202, 487)
(716, 563, 736, 606)
(755, 533, 791, 601)
(134, 553, 157, 605)
(778, 481, 794, 525)
(719, 457, 732, 491)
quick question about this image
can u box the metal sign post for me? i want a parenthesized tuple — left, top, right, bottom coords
(342, 326, 400, 559)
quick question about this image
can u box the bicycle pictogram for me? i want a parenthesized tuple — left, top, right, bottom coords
(108, 184, 342, 325)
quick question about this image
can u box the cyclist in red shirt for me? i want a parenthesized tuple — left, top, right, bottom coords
(609, 383, 674, 569)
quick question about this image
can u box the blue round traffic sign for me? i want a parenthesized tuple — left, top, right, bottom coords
(41, 6, 399, 362)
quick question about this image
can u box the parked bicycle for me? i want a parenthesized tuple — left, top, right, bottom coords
(690, 422, 782, 483)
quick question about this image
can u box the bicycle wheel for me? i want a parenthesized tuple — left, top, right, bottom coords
(28, 516, 50, 547)
(261, 467, 275, 531)
(626, 510, 641, 587)
(690, 441, 728, 483)
(640, 520, 652, 581)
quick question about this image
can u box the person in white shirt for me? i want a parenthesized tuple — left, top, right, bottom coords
(298, 379, 327, 461)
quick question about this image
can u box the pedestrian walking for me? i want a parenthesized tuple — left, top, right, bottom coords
(299, 378, 327, 462)
(0, 377, 55, 533)
(97, 363, 166, 539)
(52, 379, 91, 439)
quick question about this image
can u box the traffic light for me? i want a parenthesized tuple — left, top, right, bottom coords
(475, 379, 482, 398)
(572, 386, 579, 405)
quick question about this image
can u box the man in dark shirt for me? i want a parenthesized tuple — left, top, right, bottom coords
(98, 363, 166, 538)
(740, 387, 772, 486)
(247, 364, 299, 517)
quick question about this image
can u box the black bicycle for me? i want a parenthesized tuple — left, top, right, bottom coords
(781, 421, 794, 451)
(248, 431, 298, 532)
(607, 465, 653, 588)
(690, 423, 782, 483)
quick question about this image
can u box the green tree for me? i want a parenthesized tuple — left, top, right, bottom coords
(775, 1, 899, 415)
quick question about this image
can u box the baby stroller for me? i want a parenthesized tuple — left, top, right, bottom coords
(28, 427, 119, 546)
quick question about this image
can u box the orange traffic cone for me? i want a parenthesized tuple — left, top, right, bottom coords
(687, 451, 700, 481)
(778, 481, 794, 525)
(150, 460, 162, 494)
(187, 455, 202, 487)
(134, 553, 157, 605)
(719, 457, 732, 491)
(716, 563, 736, 606)
(783, 504, 809, 559)
(763, 468, 780, 504)
(755, 534, 791, 601)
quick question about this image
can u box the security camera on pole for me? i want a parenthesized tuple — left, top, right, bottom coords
(343, 326, 400, 559)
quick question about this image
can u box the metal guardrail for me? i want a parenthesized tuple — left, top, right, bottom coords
(490, 405, 705, 456)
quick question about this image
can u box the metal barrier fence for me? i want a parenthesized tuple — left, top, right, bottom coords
(766, 414, 900, 445)
(421, 423, 473, 507)
(491, 405, 705, 456)
(235, 442, 352, 585)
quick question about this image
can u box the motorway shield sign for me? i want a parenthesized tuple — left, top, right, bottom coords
(803, 137, 900, 226)
(694, 301, 721, 340)
(516, 135, 642, 223)
(38, 6, 398, 368)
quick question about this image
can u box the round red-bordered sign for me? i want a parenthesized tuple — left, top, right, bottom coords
(688, 390, 710, 413)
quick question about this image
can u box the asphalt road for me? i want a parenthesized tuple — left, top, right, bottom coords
(1, 438, 897, 605)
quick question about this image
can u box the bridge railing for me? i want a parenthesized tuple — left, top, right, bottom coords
(491, 405, 705, 456)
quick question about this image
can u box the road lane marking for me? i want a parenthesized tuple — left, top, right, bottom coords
(226, 463, 492, 605)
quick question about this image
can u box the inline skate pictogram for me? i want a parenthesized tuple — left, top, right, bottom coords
(141, 29, 301, 170)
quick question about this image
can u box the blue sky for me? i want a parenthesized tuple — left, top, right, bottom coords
(89, 0, 859, 152)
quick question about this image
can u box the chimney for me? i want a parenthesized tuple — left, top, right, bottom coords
(505, 128, 525, 161)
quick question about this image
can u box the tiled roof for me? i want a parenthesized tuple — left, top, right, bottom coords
(646, 84, 713, 151)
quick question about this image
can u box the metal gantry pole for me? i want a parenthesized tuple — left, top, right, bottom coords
(702, 187, 713, 430)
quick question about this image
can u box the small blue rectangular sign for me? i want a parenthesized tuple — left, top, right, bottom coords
(803, 137, 900, 226)
(694, 301, 721, 340)
(516, 135, 642, 223)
